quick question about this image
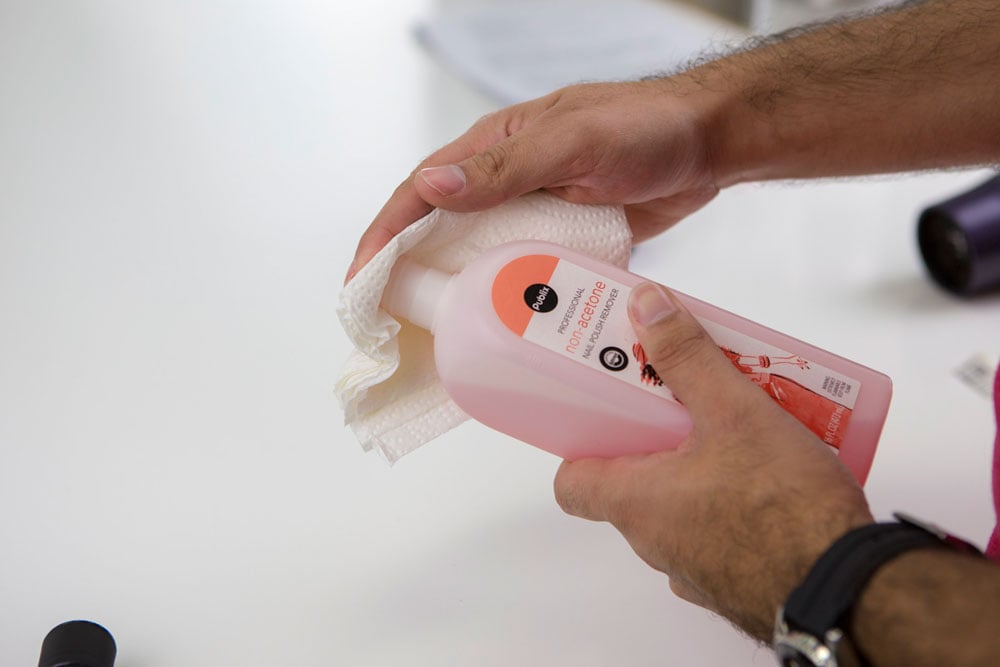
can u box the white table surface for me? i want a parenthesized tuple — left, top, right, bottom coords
(2, 2, 998, 665)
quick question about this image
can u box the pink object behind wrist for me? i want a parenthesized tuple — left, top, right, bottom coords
(986, 362, 1000, 560)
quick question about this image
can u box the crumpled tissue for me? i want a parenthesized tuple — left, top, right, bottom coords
(335, 191, 632, 462)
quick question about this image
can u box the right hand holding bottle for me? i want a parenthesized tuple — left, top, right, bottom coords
(347, 80, 723, 282)
(554, 282, 875, 641)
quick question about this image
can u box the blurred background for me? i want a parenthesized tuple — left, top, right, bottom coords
(417, 0, 894, 105)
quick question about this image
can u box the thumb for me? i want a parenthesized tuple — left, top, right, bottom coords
(628, 282, 752, 419)
(413, 124, 575, 211)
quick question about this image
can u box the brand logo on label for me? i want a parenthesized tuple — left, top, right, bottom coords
(599, 346, 629, 372)
(523, 283, 558, 313)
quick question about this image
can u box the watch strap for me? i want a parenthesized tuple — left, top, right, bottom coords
(782, 521, 946, 640)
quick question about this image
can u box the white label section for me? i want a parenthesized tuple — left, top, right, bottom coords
(699, 320, 859, 411)
(521, 260, 676, 400)
(519, 258, 862, 447)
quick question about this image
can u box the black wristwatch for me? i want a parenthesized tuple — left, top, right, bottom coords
(773, 512, 982, 667)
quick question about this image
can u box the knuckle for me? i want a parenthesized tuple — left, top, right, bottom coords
(553, 487, 575, 516)
(554, 461, 622, 522)
(472, 143, 513, 186)
(646, 317, 714, 374)
(472, 109, 501, 129)
(553, 467, 581, 516)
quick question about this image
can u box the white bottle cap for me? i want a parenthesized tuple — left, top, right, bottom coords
(380, 257, 453, 332)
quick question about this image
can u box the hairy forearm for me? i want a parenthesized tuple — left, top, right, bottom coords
(676, 0, 1000, 185)
(844, 548, 1000, 666)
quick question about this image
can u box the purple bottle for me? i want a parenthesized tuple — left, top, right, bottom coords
(918, 174, 1000, 295)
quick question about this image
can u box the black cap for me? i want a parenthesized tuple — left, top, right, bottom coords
(918, 174, 1000, 295)
(38, 620, 116, 667)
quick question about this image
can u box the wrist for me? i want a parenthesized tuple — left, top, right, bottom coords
(749, 509, 874, 642)
(664, 53, 787, 190)
(773, 513, 983, 667)
(849, 546, 998, 667)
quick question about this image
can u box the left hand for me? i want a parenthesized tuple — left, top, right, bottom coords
(346, 80, 723, 283)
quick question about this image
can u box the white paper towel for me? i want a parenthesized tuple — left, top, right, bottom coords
(336, 191, 633, 462)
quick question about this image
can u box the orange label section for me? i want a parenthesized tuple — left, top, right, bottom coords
(492, 254, 559, 336)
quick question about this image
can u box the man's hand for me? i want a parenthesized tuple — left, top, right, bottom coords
(554, 282, 874, 641)
(346, 80, 722, 282)
(347, 0, 1000, 284)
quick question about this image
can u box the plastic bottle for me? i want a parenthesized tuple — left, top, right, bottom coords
(38, 620, 116, 667)
(918, 174, 1000, 295)
(381, 240, 892, 484)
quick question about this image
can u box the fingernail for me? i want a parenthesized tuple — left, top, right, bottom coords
(629, 282, 676, 326)
(419, 165, 467, 196)
(344, 259, 357, 284)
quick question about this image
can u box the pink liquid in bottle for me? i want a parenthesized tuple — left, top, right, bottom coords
(381, 240, 891, 484)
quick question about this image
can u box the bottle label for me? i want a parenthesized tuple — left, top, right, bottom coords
(491, 254, 860, 448)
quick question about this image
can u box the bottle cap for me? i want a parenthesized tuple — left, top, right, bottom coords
(38, 620, 117, 667)
(381, 257, 453, 331)
(918, 174, 1000, 295)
